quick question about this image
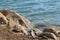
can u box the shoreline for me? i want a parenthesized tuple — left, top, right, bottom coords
(0, 9, 60, 40)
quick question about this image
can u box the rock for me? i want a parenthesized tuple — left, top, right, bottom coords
(33, 28, 42, 37)
(0, 9, 34, 30)
(43, 27, 56, 34)
(14, 13, 34, 30)
(20, 26, 30, 36)
(30, 28, 42, 38)
(0, 9, 37, 40)
(56, 30, 60, 37)
(43, 26, 60, 37)
(0, 9, 60, 40)
(31, 30, 37, 38)
(0, 12, 8, 24)
(39, 32, 58, 40)
(35, 21, 49, 28)
(0, 9, 35, 32)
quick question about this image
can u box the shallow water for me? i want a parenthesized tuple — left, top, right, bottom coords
(0, 0, 60, 26)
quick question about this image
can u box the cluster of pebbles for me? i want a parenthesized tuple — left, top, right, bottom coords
(0, 9, 60, 40)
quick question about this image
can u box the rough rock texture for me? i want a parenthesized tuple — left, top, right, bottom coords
(0, 9, 60, 40)
(0, 9, 40, 40)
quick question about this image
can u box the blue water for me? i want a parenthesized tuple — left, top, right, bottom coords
(0, 0, 60, 25)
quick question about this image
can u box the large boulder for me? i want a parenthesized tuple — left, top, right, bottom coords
(0, 9, 60, 40)
(0, 9, 34, 30)
(0, 9, 35, 36)
(0, 9, 36, 40)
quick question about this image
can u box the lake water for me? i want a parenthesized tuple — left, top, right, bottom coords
(0, 0, 60, 25)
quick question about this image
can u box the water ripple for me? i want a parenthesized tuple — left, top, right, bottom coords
(0, 0, 60, 25)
